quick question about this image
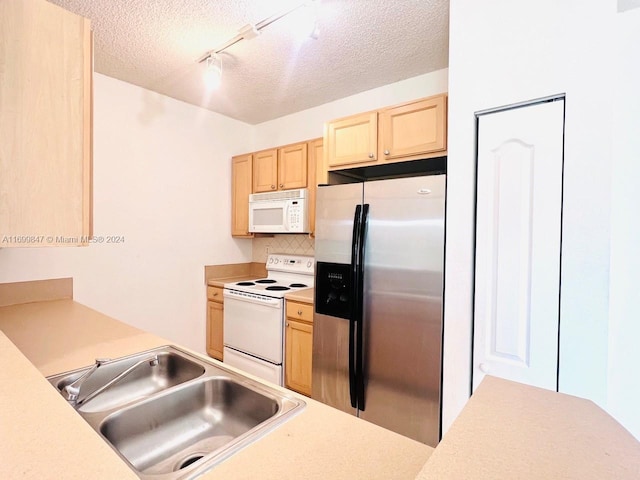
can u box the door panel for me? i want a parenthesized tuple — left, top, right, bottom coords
(314, 183, 363, 265)
(378, 96, 447, 160)
(311, 312, 356, 415)
(285, 319, 313, 396)
(278, 143, 307, 189)
(473, 100, 564, 391)
(253, 149, 278, 193)
(359, 175, 445, 447)
(206, 301, 224, 361)
(326, 112, 378, 167)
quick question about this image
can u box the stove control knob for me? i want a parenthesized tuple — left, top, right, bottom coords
(268, 258, 274, 264)
(274, 258, 279, 264)
(307, 260, 312, 268)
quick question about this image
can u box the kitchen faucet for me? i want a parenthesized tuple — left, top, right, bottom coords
(62, 354, 159, 407)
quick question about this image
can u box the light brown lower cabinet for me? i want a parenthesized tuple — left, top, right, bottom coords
(285, 300, 314, 396)
(206, 286, 224, 361)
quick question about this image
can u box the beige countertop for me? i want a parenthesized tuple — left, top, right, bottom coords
(284, 287, 314, 304)
(0, 299, 431, 480)
(1, 293, 638, 480)
(416, 376, 640, 480)
(207, 275, 256, 288)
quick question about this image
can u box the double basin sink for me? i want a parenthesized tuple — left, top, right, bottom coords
(47, 346, 305, 479)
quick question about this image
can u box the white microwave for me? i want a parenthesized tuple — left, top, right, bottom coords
(249, 188, 309, 233)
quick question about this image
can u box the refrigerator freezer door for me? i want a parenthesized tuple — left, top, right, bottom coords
(312, 183, 362, 415)
(314, 183, 363, 265)
(359, 175, 445, 447)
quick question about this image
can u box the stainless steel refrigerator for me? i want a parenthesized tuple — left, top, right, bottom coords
(312, 174, 445, 447)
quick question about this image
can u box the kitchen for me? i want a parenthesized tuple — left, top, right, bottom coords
(1, 0, 640, 478)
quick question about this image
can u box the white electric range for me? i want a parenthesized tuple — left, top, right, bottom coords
(223, 254, 314, 386)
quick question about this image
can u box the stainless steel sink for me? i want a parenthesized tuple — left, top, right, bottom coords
(48, 349, 205, 413)
(47, 346, 305, 479)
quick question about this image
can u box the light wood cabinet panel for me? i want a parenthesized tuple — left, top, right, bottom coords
(286, 301, 314, 323)
(206, 286, 223, 301)
(231, 154, 253, 238)
(0, 0, 93, 247)
(324, 94, 448, 172)
(285, 318, 313, 397)
(325, 112, 378, 167)
(207, 300, 224, 361)
(278, 143, 308, 190)
(252, 149, 278, 193)
(307, 138, 323, 237)
(378, 95, 447, 161)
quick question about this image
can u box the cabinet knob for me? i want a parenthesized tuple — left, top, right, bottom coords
(213, 292, 218, 296)
(368, 153, 374, 159)
(479, 363, 490, 374)
(297, 310, 303, 315)
(279, 184, 284, 188)
(384, 149, 390, 155)
(286, 322, 290, 327)
(271, 185, 276, 189)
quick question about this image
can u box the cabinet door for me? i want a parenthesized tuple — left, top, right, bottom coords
(278, 143, 308, 190)
(253, 149, 278, 193)
(307, 139, 323, 236)
(378, 95, 447, 162)
(231, 154, 253, 237)
(325, 112, 378, 167)
(207, 301, 224, 361)
(285, 318, 313, 396)
(0, 0, 92, 247)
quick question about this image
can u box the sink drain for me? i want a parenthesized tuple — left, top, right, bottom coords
(177, 454, 204, 470)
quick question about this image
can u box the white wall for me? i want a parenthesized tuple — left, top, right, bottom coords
(0, 74, 253, 352)
(448, 0, 639, 440)
(252, 69, 449, 149)
(608, 7, 640, 438)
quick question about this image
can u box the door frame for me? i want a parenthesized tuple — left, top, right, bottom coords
(471, 94, 566, 393)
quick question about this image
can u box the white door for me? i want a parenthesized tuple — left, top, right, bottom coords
(473, 99, 564, 391)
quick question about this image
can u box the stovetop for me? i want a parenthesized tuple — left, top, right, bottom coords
(224, 254, 314, 299)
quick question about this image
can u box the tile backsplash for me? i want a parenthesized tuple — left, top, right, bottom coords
(252, 234, 315, 263)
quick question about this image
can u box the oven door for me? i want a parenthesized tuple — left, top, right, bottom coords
(223, 289, 284, 364)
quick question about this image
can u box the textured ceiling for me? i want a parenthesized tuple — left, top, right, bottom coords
(53, 0, 449, 124)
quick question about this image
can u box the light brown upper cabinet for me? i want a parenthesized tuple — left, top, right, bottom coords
(278, 143, 308, 190)
(323, 94, 448, 173)
(252, 149, 279, 193)
(231, 154, 253, 238)
(0, 0, 93, 247)
(253, 144, 308, 193)
(325, 112, 378, 168)
(378, 95, 447, 161)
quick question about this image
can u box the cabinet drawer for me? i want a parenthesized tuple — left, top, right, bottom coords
(207, 286, 224, 303)
(286, 301, 313, 323)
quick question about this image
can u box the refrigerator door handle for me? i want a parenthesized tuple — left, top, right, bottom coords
(355, 203, 369, 411)
(348, 204, 363, 409)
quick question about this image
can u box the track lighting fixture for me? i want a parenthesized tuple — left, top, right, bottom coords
(203, 54, 222, 90)
(198, 1, 320, 89)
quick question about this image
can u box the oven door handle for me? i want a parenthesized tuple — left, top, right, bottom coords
(223, 290, 282, 307)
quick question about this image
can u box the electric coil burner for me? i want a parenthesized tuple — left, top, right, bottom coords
(223, 254, 315, 386)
